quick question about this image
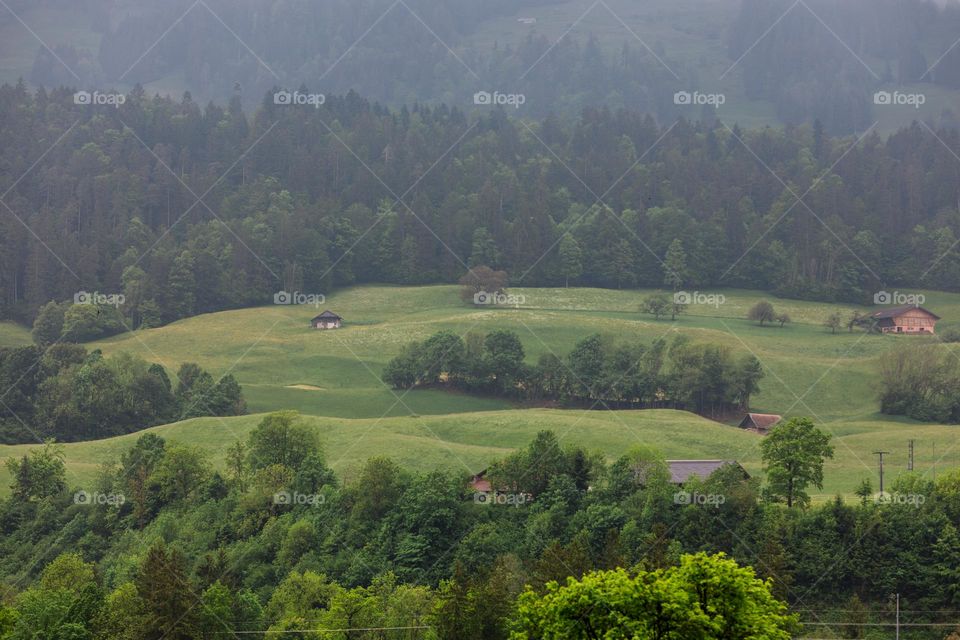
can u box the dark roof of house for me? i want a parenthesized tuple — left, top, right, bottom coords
(739, 413, 782, 430)
(666, 460, 748, 484)
(312, 310, 342, 320)
(870, 305, 940, 320)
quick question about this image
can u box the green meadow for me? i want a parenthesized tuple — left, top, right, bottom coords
(4, 284, 960, 499)
(0, 322, 31, 347)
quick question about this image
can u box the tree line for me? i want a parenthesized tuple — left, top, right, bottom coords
(2, 85, 960, 330)
(0, 344, 245, 443)
(1, 414, 959, 638)
(383, 329, 764, 418)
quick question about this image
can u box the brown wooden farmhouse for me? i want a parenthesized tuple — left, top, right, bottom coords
(870, 305, 939, 335)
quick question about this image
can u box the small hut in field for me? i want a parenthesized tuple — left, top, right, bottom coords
(738, 413, 781, 435)
(311, 310, 342, 329)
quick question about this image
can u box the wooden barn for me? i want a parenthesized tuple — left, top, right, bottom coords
(739, 412, 782, 435)
(870, 305, 939, 334)
(311, 310, 342, 329)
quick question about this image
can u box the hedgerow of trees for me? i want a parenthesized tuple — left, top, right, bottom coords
(383, 330, 764, 417)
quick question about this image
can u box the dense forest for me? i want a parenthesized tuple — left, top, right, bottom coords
(13, 0, 960, 131)
(0, 414, 958, 638)
(1, 84, 960, 331)
(729, 0, 960, 132)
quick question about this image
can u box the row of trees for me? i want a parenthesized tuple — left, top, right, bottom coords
(0, 344, 244, 443)
(2, 85, 960, 330)
(383, 330, 764, 417)
(640, 295, 793, 328)
(2, 414, 960, 638)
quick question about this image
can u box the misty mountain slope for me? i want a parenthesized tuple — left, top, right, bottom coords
(3, 0, 960, 131)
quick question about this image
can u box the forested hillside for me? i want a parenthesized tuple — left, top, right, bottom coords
(1, 84, 959, 329)
(2, 418, 960, 638)
(729, 0, 960, 132)
(6, 0, 960, 131)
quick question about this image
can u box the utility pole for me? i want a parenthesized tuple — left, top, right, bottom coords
(908, 440, 914, 471)
(896, 593, 900, 640)
(874, 451, 890, 494)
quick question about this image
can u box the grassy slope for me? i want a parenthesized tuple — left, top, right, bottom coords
(4, 284, 960, 499)
(0, 408, 953, 501)
(0, 322, 31, 347)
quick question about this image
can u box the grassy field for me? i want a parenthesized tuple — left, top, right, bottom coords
(88, 284, 960, 421)
(2, 407, 954, 500)
(3, 284, 959, 499)
(0, 321, 32, 347)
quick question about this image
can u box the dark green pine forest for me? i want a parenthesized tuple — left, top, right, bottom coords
(1, 83, 960, 332)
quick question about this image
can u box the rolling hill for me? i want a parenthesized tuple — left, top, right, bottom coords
(3, 284, 960, 499)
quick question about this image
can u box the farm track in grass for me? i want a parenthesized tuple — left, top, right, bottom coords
(4, 284, 960, 498)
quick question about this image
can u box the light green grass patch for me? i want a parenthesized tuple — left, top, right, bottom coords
(0, 322, 32, 347)
(2, 283, 955, 500)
